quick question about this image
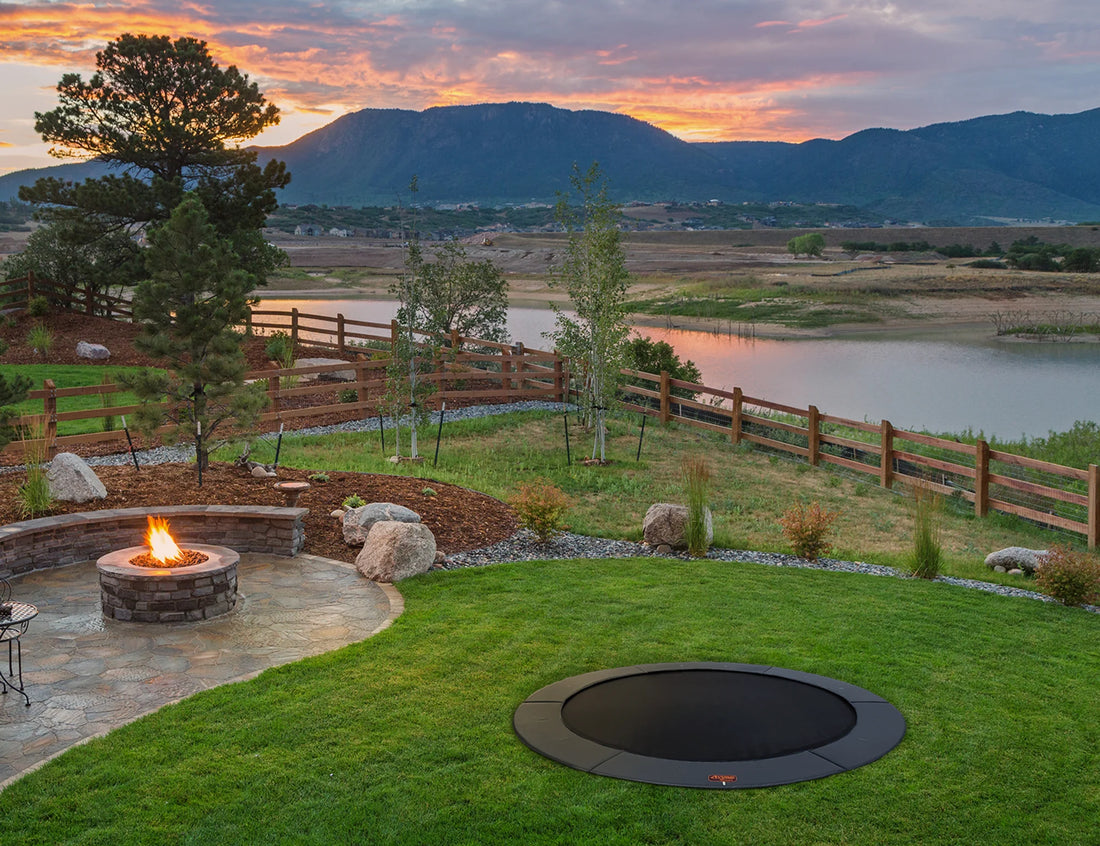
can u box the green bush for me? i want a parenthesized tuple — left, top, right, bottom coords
(342, 493, 366, 509)
(779, 500, 840, 561)
(510, 479, 571, 542)
(26, 295, 49, 317)
(1035, 546, 1100, 607)
(338, 388, 358, 403)
(307, 472, 329, 483)
(264, 331, 294, 366)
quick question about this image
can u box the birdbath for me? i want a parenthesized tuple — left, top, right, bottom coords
(273, 481, 310, 507)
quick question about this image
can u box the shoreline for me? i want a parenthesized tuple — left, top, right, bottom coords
(259, 287, 1100, 345)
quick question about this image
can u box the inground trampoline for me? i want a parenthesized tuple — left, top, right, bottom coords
(513, 662, 905, 789)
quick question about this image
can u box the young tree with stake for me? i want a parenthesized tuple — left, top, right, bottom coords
(550, 163, 630, 462)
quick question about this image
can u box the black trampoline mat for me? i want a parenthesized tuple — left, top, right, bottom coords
(514, 662, 906, 789)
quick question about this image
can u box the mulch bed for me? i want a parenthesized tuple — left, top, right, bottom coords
(0, 462, 518, 563)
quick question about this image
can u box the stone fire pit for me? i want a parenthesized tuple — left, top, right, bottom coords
(96, 543, 240, 623)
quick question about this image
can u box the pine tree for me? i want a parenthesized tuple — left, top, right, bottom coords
(121, 195, 267, 472)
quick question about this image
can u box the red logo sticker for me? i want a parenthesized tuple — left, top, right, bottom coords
(708, 774, 738, 783)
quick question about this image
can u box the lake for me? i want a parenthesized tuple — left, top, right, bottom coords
(258, 297, 1100, 440)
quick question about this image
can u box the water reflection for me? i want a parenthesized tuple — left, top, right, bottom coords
(258, 298, 1100, 439)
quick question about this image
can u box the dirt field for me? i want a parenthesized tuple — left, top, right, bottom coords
(262, 225, 1100, 338)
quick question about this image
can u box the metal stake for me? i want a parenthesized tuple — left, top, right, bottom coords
(636, 413, 647, 461)
(121, 415, 140, 471)
(563, 412, 571, 465)
(433, 402, 446, 466)
(273, 422, 284, 468)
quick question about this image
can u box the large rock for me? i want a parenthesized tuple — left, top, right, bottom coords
(343, 502, 421, 546)
(75, 341, 110, 360)
(292, 358, 356, 382)
(642, 503, 713, 550)
(47, 452, 107, 503)
(355, 521, 436, 582)
(985, 547, 1046, 575)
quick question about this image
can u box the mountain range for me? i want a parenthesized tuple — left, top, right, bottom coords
(4, 102, 1100, 224)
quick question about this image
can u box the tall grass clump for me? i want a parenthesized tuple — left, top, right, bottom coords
(682, 455, 711, 557)
(1035, 546, 1100, 607)
(26, 323, 53, 360)
(779, 500, 840, 561)
(17, 418, 53, 519)
(909, 482, 943, 579)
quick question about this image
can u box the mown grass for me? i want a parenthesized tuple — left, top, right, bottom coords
(1, 558, 1095, 844)
(244, 410, 1077, 585)
(7, 364, 151, 436)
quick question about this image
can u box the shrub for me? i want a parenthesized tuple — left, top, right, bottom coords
(682, 456, 711, 558)
(510, 479, 572, 542)
(342, 493, 366, 509)
(26, 295, 49, 317)
(338, 388, 358, 403)
(308, 472, 329, 483)
(909, 483, 943, 579)
(264, 331, 294, 365)
(421, 487, 437, 498)
(1035, 546, 1100, 607)
(779, 500, 840, 562)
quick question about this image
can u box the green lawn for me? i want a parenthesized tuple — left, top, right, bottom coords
(7, 364, 151, 436)
(0, 558, 1095, 844)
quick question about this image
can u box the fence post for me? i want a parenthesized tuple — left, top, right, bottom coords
(268, 373, 281, 413)
(807, 405, 820, 466)
(974, 440, 991, 518)
(27, 269, 35, 303)
(244, 306, 253, 336)
(1089, 464, 1098, 551)
(43, 379, 58, 459)
(450, 328, 460, 350)
(514, 342, 526, 397)
(501, 350, 513, 393)
(356, 360, 369, 407)
(337, 313, 345, 353)
(659, 370, 671, 423)
(731, 387, 743, 444)
(879, 420, 894, 489)
(290, 308, 299, 345)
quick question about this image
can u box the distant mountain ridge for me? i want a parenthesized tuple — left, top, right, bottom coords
(4, 102, 1100, 223)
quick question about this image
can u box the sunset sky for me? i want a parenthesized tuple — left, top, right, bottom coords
(1, 1, 1098, 176)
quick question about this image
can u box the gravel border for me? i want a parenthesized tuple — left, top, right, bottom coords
(21, 401, 1100, 614)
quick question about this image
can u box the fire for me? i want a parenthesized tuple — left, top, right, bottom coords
(145, 516, 184, 563)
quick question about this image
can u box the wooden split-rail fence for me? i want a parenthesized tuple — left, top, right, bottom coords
(4, 304, 1098, 549)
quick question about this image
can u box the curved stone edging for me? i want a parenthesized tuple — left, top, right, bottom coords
(0, 505, 307, 580)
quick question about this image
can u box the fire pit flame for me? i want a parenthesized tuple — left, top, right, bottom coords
(146, 515, 184, 563)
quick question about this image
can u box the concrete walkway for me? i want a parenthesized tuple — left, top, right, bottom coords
(0, 554, 402, 788)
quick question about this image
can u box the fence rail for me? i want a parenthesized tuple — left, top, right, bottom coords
(1, 272, 132, 318)
(3, 304, 1097, 548)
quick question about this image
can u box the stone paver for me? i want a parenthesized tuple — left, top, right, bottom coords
(0, 554, 400, 788)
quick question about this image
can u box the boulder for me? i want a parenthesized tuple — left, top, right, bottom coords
(355, 521, 436, 582)
(292, 358, 356, 382)
(985, 547, 1046, 576)
(343, 502, 421, 546)
(47, 452, 107, 503)
(76, 341, 110, 360)
(642, 503, 713, 550)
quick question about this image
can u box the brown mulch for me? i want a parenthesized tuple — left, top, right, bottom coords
(0, 462, 518, 563)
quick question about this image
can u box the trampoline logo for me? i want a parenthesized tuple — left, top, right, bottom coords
(708, 774, 738, 784)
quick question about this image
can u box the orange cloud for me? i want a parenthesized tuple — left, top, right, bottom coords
(797, 14, 848, 29)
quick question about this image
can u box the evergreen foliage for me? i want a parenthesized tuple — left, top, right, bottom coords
(19, 34, 289, 282)
(0, 372, 32, 451)
(121, 195, 267, 471)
